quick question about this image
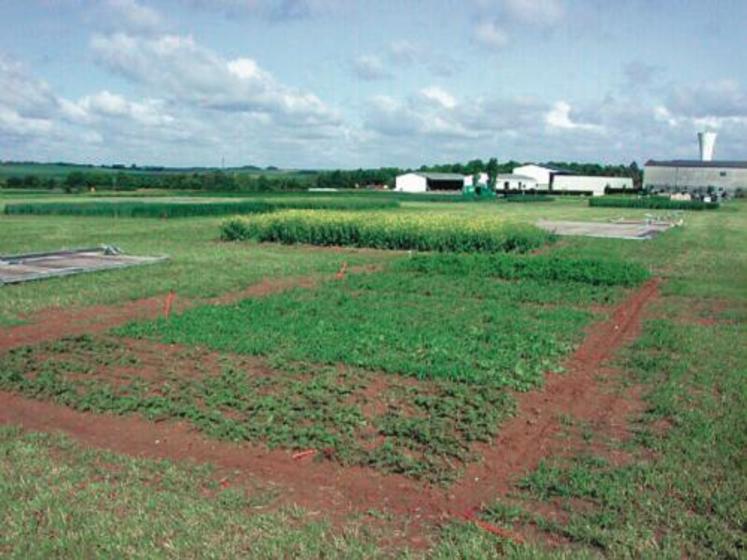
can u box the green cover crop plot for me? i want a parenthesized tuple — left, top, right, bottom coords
(118, 261, 629, 388)
(589, 196, 719, 210)
(221, 210, 553, 253)
(398, 253, 650, 287)
(3, 197, 399, 218)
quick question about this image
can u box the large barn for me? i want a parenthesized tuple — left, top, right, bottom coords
(512, 164, 572, 189)
(643, 160, 747, 198)
(394, 172, 466, 193)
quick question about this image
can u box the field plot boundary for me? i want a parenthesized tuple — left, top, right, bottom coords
(0, 265, 380, 352)
(0, 276, 660, 545)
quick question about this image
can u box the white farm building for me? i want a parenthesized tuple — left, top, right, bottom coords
(394, 172, 466, 193)
(495, 174, 537, 191)
(511, 164, 631, 196)
(512, 164, 573, 189)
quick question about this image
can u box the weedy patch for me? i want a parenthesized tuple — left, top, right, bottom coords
(0, 336, 514, 483)
(117, 268, 604, 388)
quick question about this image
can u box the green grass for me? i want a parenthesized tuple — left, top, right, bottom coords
(505, 195, 555, 203)
(221, 209, 554, 253)
(117, 266, 607, 388)
(589, 196, 719, 210)
(0, 427, 387, 559)
(3, 197, 399, 218)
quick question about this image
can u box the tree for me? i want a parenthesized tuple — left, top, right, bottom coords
(64, 171, 86, 193)
(486, 158, 499, 191)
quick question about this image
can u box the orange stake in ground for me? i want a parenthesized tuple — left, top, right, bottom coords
(292, 449, 316, 460)
(336, 261, 348, 280)
(163, 291, 176, 318)
(460, 510, 525, 544)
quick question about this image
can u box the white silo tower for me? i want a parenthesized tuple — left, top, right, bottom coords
(698, 131, 717, 161)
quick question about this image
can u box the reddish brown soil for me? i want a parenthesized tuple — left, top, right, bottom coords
(0, 277, 660, 548)
(0, 296, 168, 352)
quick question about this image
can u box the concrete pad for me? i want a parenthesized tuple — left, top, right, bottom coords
(0, 247, 167, 285)
(537, 220, 674, 240)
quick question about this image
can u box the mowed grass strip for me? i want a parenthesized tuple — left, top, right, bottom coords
(221, 209, 554, 253)
(117, 265, 613, 388)
(3, 197, 399, 218)
(0, 427, 386, 559)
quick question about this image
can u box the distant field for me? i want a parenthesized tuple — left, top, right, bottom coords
(0, 162, 317, 180)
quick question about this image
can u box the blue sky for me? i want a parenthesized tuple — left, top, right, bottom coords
(1, 0, 746, 168)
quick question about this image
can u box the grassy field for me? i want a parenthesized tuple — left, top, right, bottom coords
(0, 193, 745, 557)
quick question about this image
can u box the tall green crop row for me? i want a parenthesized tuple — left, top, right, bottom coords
(221, 210, 553, 253)
(3, 198, 399, 218)
(589, 196, 719, 210)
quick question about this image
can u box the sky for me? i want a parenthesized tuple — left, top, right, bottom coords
(1, 0, 746, 169)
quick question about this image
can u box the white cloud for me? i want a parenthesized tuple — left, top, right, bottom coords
(472, 0, 564, 51)
(388, 39, 421, 65)
(178, 0, 343, 21)
(351, 55, 391, 81)
(0, 54, 58, 117)
(105, 0, 162, 32)
(502, 0, 564, 26)
(667, 79, 747, 119)
(545, 101, 603, 132)
(90, 33, 340, 126)
(76, 90, 175, 126)
(623, 60, 660, 88)
(421, 86, 457, 109)
(0, 107, 54, 136)
(474, 21, 508, 49)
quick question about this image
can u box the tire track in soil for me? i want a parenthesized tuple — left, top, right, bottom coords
(0, 277, 660, 548)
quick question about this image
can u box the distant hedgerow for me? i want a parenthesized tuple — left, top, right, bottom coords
(589, 196, 719, 210)
(504, 195, 555, 203)
(2, 198, 399, 218)
(221, 210, 554, 253)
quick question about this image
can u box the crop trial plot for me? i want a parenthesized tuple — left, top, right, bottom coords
(0, 253, 650, 482)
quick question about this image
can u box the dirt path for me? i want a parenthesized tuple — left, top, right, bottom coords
(0, 277, 660, 547)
